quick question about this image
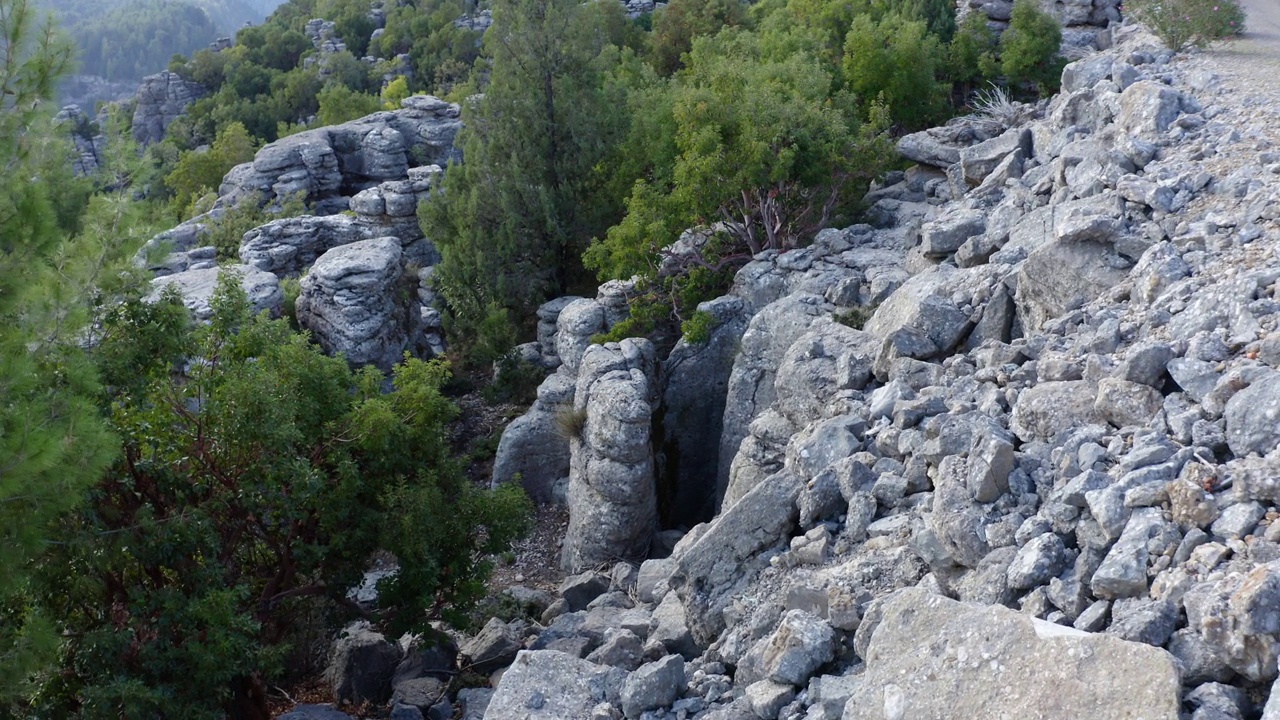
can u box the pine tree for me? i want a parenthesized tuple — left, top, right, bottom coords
(421, 0, 631, 358)
(0, 0, 118, 701)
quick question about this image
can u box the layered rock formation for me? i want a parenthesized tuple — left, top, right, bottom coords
(140, 97, 460, 366)
(131, 71, 207, 146)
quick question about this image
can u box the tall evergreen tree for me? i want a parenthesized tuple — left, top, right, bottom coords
(0, 0, 118, 700)
(421, 0, 631, 357)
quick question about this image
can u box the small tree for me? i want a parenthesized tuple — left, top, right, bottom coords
(586, 28, 895, 335)
(947, 11, 999, 95)
(0, 0, 121, 702)
(165, 121, 257, 215)
(648, 0, 750, 75)
(1000, 0, 1064, 96)
(843, 13, 949, 129)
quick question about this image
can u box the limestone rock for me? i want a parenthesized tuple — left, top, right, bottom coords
(146, 264, 283, 321)
(1011, 381, 1103, 442)
(1225, 372, 1280, 458)
(659, 296, 748, 526)
(669, 471, 803, 647)
(326, 622, 402, 705)
(483, 651, 625, 720)
(843, 588, 1181, 719)
(131, 71, 206, 146)
(295, 237, 413, 371)
(561, 340, 658, 572)
(239, 214, 372, 276)
(620, 655, 685, 719)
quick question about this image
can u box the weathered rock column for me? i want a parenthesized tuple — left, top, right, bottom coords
(561, 338, 658, 573)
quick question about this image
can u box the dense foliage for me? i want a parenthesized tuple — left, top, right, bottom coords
(25, 279, 529, 718)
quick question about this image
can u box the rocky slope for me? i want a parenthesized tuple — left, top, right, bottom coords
(136, 11, 1280, 720)
(413, 20, 1280, 720)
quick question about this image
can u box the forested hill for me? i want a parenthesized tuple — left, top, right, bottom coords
(42, 0, 284, 82)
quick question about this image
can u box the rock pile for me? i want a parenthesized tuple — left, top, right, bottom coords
(424, 21, 1280, 720)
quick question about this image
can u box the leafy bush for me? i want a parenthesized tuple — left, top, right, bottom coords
(27, 276, 531, 718)
(948, 11, 999, 92)
(202, 191, 307, 259)
(1125, 0, 1245, 51)
(1000, 0, 1065, 96)
(843, 13, 950, 129)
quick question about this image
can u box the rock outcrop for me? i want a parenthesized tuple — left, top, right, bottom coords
(295, 237, 417, 370)
(217, 96, 461, 211)
(131, 71, 207, 147)
(53, 105, 106, 176)
(146, 264, 283, 321)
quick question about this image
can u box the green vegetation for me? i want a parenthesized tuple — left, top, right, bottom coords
(421, 0, 634, 355)
(26, 279, 530, 717)
(1124, 0, 1246, 51)
(1000, 0, 1066, 96)
(3, 0, 1084, 706)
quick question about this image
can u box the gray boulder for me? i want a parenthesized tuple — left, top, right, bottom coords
(620, 655, 686, 719)
(843, 588, 1181, 719)
(864, 266, 974, 361)
(1011, 381, 1104, 442)
(1116, 81, 1184, 139)
(1015, 234, 1129, 332)
(1096, 378, 1164, 429)
(669, 471, 803, 647)
(146, 264, 283, 321)
(1183, 561, 1280, 682)
(1225, 372, 1280, 457)
(239, 214, 372, 276)
(460, 618, 525, 674)
(491, 371, 575, 502)
(920, 208, 987, 258)
(295, 237, 413, 370)
(483, 650, 626, 720)
(958, 127, 1032, 186)
(326, 622, 403, 705)
(757, 610, 837, 686)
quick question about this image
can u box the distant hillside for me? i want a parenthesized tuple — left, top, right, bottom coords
(43, 0, 286, 82)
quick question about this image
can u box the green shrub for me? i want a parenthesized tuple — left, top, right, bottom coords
(1000, 0, 1065, 96)
(27, 276, 531, 718)
(1125, 0, 1245, 51)
(834, 304, 877, 329)
(681, 309, 717, 344)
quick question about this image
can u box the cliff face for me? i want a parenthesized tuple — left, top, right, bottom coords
(466, 21, 1280, 720)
